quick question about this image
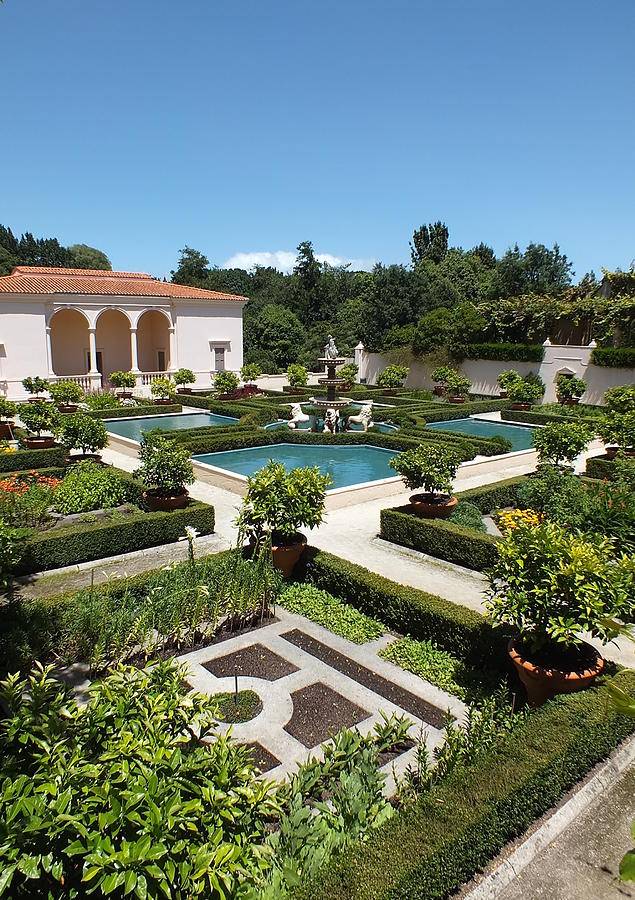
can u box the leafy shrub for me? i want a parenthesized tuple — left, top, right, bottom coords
(377, 365, 408, 388)
(0, 519, 28, 588)
(604, 384, 635, 414)
(109, 370, 136, 390)
(17, 401, 60, 437)
(214, 370, 240, 394)
(463, 343, 545, 362)
(172, 367, 195, 387)
(0, 471, 61, 527)
(287, 363, 309, 388)
(496, 508, 541, 533)
(0, 399, 17, 422)
(379, 636, 489, 701)
(21, 376, 48, 396)
(445, 369, 471, 398)
(506, 375, 544, 405)
(555, 373, 586, 402)
(280, 583, 384, 643)
(592, 347, 635, 368)
(135, 434, 194, 496)
(389, 444, 460, 496)
(431, 365, 455, 386)
(497, 369, 523, 391)
(49, 380, 84, 406)
(53, 462, 131, 514)
(449, 501, 486, 532)
(0, 446, 66, 473)
(240, 363, 262, 383)
(56, 412, 108, 455)
(598, 411, 635, 450)
(84, 390, 122, 410)
(336, 362, 358, 385)
(238, 461, 331, 542)
(532, 421, 593, 466)
(150, 376, 176, 400)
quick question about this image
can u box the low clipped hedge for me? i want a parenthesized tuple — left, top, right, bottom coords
(92, 403, 182, 419)
(176, 393, 275, 424)
(380, 507, 500, 571)
(454, 475, 524, 511)
(591, 347, 635, 368)
(0, 445, 67, 473)
(419, 399, 510, 422)
(462, 342, 545, 362)
(585, 454, 620, 480)
(502, 408, 599, 427)
(15, 501, 215, 575)
(292, 669, 635, 900)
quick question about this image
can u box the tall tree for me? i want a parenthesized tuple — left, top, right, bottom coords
(67, 244, 112, 270)
(171, 246, 211, 285)
(410, 221, 449, 265)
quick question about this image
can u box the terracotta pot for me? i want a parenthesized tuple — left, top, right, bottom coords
(143, 489, 189, 511)
(449, 396, 466, 404)
(0, 421, 15, 439)
(117, 391, 133, 399)
(603, 446, 634, 460)
(508, 638, 604, 708)
(67, 453, 103, 465)
(28, 396, 47, 403)
(154, 398, 175, 406)
(24, 437, 55, 449)
(498, 390, 508, 398)
(58, 404, 78, 413)
(409, 493, 458, 519)
(559, 398, 580, 406)
(511, 402, 531, 411)
(178, 387, 192, 394)
(433, 385, 445, 397)
(271, 534, 307, 578)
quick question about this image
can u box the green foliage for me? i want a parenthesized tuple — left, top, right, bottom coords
(56, 412, 108, 454)
(241, 363, 262, 382)
(91, 403, 183, 420)
(150, 376, 176, 400)
(555, 373, 586, 401)
(389, 444, 460, 495)
(532, 421, 592, 466)
(431, 365, 455, 386)
(0, 398, 16, 421)
(172, 367, 195, 386)
(463, 343, 545, 362)
(238, 460, 331, 541)
(280, 583, 384, 643)
(599, 411, 635, 449)
(444, 369, 471, 398)
(245, 304, 307, 369)
(377, 365, 408, 388)
(506, 375, 544, 405)
(287, 363, 309, 387)
(336, 362, 358, 385)
(48, 380, 84, 406)
(0, 519, 27, 589)
(0, 445, 66, 473)
(486, 522, 634, 652)
(449, 500, 487, 532)
(380, 636, 483, 701)
(109, 370, 136, 389)
(53, 462, 131, 514)
(412, 308, 453, 355)
(136, 434, 194, 495)
(21, 376, 49, 396)
(497, 368, 523, 391)
(66, 242, 111, 269)
(17, 401, 60, 437)
(592, 347, 635, 368)
(604, 384, 635, 414)
(212, 689, 262, 723)
(0, 661, 276, 899)
(84, 390, 122, 410)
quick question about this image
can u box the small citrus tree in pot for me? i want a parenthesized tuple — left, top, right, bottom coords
(150, 376, 177, 405)
(49, 379, 84, 412)
(173, 367, 196, 393)
(497, 369, 522, 398)
(135, 434, 195, 510)
(532, 421, 593, 469)
(17, 401, 60, 448)
(287, 364, 308, 389)
(389, 444, 461, 518)
(22, 376, 49, 402)
(377, 365, 408, 390)
(56, 412, 108, 460)
(0, 398, 17, 439)
(336, 362, 358, 390)
(555, 373, 586, 405)
(599, 411, 635, 458)
(240, 363, 262, 386)
(507, 376, 543, 410)
(214, 370, 240, 397)
(237, 461, 331, 577)
(445, 370, 471, 404)
(109, 370, 136, 398)
(486, 521, 634, 706)
(431, 365, 454, 396)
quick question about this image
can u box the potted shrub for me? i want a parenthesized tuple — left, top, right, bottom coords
(486, 522, 633, 706)
(0, 398, 17, 439)
(135, 434, 195, 510)
(599, 411, 635, 458)
(56, 412, 108, 460)
(240, 363, 262, 386)
(22, 376, 49, 403)
(150, 377, 177, 405)
(377, 365, 408, 390)
(49, 379, 84, 413)
(237, 460, 331, 577)
(173, 368, 196, 394)
(287, 364, 308, 389)
(431, 365, 453, 397)
(532, 422, 593, 469)
(214, 370, 240, 397)
(336, 362, 358, 390)
(555, 373, 586, 405)
(497, 369, 522, 398)
(109, 370, 136, 399)
(17, 401, 60, 449)
(389, 445, 461, 518)
(604, 384, 635, 415)
(507, 376, 543, 410)
(445, 370, 471, 404)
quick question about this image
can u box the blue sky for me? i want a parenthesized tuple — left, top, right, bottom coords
(1, 0, 633, 278)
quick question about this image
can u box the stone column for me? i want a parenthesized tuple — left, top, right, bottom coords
(45, 326, 54, 376)
(168, 326, 177, 371)
(88, 328, 99, 374)
(130, 328, 140, 373)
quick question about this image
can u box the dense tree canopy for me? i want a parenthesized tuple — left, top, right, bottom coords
(0, 224, 111, 275)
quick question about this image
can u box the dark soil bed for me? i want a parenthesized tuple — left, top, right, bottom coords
(202, 643, 299, 681)
(282, 629, 446, 728)
(241, 742, 281, 774)
(284, 682, 371, 747)
(212, 689, 263, 723)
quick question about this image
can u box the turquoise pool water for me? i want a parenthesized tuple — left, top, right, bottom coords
(193, 443, 399, 490)
(106, 412, 239, 443)
(426, 418, 535, 452)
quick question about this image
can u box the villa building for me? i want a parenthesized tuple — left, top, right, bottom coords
(0, 266, 247, 399)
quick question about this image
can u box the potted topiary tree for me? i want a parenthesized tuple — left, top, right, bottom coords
(150, 377, 177, 405)
(389, 444, 461, 518)
(507, 376, 544, 410)
(173, 368, 196, 394)
(109, 370, 136, 399)
(377, 365, 408, 391)
(237, 460, 331, 576)
(431, 365, 454, 397)
(135, 434, 195, 510)
(532, 422, 593, 469)
(287, 364, 308, 389)
(599, 411, 635, 459)
(240, 363, 262, 395)
(604, 384, 635, 415)
(49, 380, 84, 413)
(214, 370, 240, 398)
(486, 521, 633, 706)
(555, 373, 586, 406)
(445, 370, 471, 404)
(17, 401, 60, 449)
(56, 412, 108, 460)
(497, 369, 522, 398)
(22, 376, 49, 403)
(336, 363, 358, 390)
(0, 398, 17, 439)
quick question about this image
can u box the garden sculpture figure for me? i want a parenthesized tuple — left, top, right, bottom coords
(288, 403, 310, 430)
(324, 336, 339, 360)
(324, 408, 339, 433)
(348, 403, 374, 432)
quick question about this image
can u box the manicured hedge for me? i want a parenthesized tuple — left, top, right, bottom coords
(591, 347, 635, 368)
(292, 669, 635, 900)
(585, 454, 620, 480)
(301, 549, 503, 667)
(380, 507, 500, 571)
(93, 403, 182, 419)
(14, 501, 215, 575)
(461, 342, 545, 362)
(454, 476, 524, 511)
(502, 408, 599, 428)
(419, 399, 510, 422)
(176, 393, 275, 424)
(0, 445, 67, 473)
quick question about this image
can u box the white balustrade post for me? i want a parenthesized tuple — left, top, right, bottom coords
(130, 328, 140, 373)
(45, 326, 54, 376)
(168, 326, 177, 372)
(88, 328, 99, 375)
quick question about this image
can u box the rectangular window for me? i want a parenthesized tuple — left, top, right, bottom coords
(157, 350, 166, 372)
(214, 347, 226, 371)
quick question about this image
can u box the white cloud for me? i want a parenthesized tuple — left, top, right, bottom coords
(222, 250, 375, 274)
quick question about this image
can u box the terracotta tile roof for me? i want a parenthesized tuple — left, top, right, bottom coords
(0, 266, 248, 302)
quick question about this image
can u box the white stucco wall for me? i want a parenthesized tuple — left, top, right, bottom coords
(173, 302, 244, 379)
(0, 299, 49, 397)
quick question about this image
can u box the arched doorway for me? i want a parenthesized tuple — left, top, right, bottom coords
(137, 310, 171, 373)
(95, 309, 132, 380)
(50, 309, 90, 376)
